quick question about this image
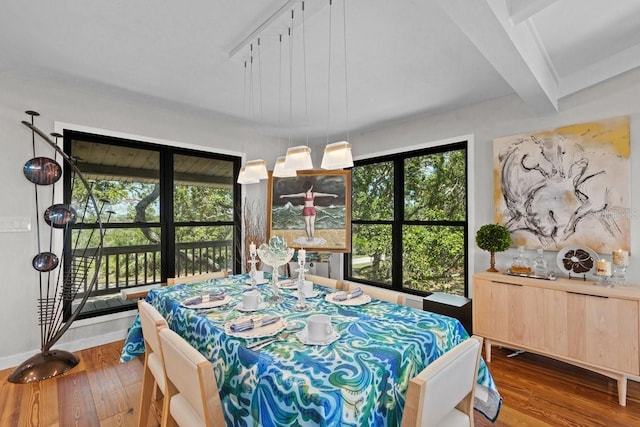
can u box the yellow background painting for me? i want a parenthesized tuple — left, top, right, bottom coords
(493, 116, 630, 254)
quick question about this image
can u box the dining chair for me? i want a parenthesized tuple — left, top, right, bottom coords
(158, 327, 226, 427)
(167, 270, 228, 286)
(401, 335, 483, 427)
(305, 273, 343, 290)
(343, 281, 404, 305)
(137, 300, 169, 427)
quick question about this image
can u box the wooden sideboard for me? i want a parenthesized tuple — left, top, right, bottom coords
(472, 271, 640, 406)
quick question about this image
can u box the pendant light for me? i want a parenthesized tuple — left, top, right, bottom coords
(237, 165, 260, 184)
(283, 5, 313, 171)
(273, 32, 297, 178)
(321, 0, 353, 170)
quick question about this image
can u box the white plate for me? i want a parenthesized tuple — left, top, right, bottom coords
(277, 279, 298, 289)
(245, 278, 269, 285)
(296, 327, 340, 345)
(224, 315, 286, 339)
(181, 294, 232, 309)
(236, 302, 268, 312)
(325, 292, 371, 306)
(556, 245, 598, 276)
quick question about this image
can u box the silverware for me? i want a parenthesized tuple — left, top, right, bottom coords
(247, 332, 291, 350)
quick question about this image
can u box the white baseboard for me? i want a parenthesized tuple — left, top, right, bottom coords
(0, 311, 137, 371)
(0, 328, 131, 371)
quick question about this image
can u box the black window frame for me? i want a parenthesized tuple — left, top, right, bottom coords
(63, 130, 242, 320)
(344, 140, 469, 297)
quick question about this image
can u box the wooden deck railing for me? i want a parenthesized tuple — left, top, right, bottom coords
(71, 240, 233, 297)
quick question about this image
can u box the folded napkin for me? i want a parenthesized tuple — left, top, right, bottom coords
(182, 291, 225, 307)
(230, 315, 280, 332)
(333, 288, 363, 301)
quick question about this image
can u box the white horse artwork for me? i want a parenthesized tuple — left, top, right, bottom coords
(493, 116, 630, 253)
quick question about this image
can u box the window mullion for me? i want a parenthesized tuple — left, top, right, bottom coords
(392, 157, 404, 291)
(161, 148, 174, 282)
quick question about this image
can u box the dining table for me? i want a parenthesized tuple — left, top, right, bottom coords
(121, 273, 502, 426)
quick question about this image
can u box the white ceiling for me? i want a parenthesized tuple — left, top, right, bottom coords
(2, 0, 639, 141)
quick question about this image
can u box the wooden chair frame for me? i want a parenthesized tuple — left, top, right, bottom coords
(167, 270, 228, 286)
(401, 335, 483, 427)
(305, 273, 343, 290)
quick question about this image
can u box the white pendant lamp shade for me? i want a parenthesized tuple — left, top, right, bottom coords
(243, 159, 269, 180)
(284, 146, 313, 170)
(272, 156, 297, 177)
(321, 141, 353, 169)
(237, 166, 260, 184)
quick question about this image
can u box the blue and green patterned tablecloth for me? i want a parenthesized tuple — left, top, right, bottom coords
(121, 274, 501, 426)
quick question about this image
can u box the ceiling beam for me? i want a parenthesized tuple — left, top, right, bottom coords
(558, 42, 640, 98)
(508, 0, 559, 24)
(435, 0, 559, 114)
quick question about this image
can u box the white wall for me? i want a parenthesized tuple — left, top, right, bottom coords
(2, 65, 639, 368)
(0, 70, 277, 368)
(346, 67, 640, 285)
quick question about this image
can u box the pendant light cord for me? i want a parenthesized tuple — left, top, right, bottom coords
(302, 1, 309, 145)
(289, 12, 294, 147)
(326, 0, 333, 145)
(342, 0, 349, 142)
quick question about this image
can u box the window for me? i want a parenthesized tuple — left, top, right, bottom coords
(346, 141, 468, 296)
(64, 131, 241, 319)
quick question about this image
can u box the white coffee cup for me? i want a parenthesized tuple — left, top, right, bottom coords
(253, 270, 264, 282)
(301, 280, 314, 297)
(307, 314, 333, 342)
(243, 290, 263, 310)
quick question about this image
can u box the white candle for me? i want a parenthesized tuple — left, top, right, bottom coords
(595, 259, 611, 276)
(298, 248, 306, 262)
(249, 242, 256, 256)
(612, 249, 629, 266)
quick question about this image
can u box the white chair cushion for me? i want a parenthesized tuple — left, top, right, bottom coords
(170, 393, 206, 427)
(148, 352, 166, 391)
(437, 408, 470, 427)
(417, 338, 480, 427)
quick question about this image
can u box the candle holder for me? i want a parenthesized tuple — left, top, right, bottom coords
(595, 274, 613, 288)
(295, 258, 309, 311)
(612, 264, 628, 286)
(248, 253, 258, 290)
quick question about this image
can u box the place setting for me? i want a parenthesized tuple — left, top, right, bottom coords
(325, 287, 371, 306)
(180, 289, 233, 310)
(276, 278, 298, 290)
(224, 314, 286, 339)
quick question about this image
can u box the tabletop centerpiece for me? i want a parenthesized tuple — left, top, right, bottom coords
(257, 236, 294, 301)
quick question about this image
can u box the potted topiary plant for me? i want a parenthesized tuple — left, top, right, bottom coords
(476, 224, 512, 272)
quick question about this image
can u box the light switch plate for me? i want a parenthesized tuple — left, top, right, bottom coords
(0, 216, 32, 232)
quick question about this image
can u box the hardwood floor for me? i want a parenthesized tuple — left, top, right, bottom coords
(0, 341, 153, 427)
(1, 340, 639, 426)
(475, 347, 640, 427)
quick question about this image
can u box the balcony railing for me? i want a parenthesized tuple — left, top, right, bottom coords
(71, 239, 233, 298)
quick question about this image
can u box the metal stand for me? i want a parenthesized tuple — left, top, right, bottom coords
(9, 350, 79, 383)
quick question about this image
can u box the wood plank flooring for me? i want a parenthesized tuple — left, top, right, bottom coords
(1, 340, 639, 426)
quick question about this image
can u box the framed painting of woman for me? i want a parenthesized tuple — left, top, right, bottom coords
(267, 170, 351, 252)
